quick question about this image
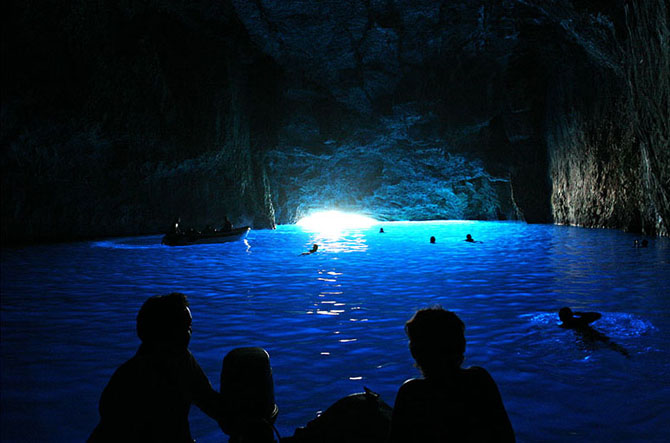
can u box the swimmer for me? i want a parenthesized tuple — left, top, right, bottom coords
(634, 239, 649, 248)
(558, 307, 629, 357)
(380, 228, 385, 233)
(465, 234, 475, 243)
(430, 236, 436, 244)
(301, 244, 318, 255)
(558, 307, 601, 328)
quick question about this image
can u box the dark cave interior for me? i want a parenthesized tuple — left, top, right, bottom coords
(1, 0, 668, 244)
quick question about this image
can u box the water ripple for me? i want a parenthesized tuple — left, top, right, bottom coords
(1, 222, 669, 442)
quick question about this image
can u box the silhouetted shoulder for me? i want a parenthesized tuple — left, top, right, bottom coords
(459, 366, 499, 397)
(390, 371, 514, 443)
(462, 365, 494, 382)
(393, 378, 429, 404)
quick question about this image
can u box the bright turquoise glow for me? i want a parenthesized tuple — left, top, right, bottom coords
(296, 210, 378, 233)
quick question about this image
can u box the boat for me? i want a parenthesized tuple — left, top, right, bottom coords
(161, 226, 250, 246)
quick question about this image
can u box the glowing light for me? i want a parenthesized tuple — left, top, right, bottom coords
(297, 210, 377, 231)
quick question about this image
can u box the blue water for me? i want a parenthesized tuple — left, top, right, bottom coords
(1, 221, 669, 442)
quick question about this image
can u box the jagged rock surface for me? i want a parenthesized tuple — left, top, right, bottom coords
(268, 106, 518, 224)
(1, 0, 668, 243)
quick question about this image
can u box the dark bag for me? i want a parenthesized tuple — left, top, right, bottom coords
(282, 387, 392, 443)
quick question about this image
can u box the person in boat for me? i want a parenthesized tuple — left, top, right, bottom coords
(633, 239, 649, 248)
(301, 244, 318, 255)
(558, 307, 629, 357)
(388, 307, 515, 442)
(430, 236, 436, 244)
(88, 293, 225, 442)
(170, 217, 183, 235)
(222, 216, 233, 232)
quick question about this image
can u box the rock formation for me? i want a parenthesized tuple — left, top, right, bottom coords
(2, 0, 668, 243)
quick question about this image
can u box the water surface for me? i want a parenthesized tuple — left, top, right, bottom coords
(1, 221, 669, 442)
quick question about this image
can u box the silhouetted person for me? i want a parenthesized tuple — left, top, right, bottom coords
(389, 307, 515, 442)
(171, 217, 182, 235)
(465, 234, 475, 243)
(379, 228, 385, 233)
(89, 293, 224, 442)
(223, 216, 233, 232)
(301, 244, 318, 255)
(558, 307, 601, 328)
(558, 307, 629, 357)
(429, 236, 436, 244)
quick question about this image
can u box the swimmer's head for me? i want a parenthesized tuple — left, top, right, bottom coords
(466, 234, 472, 240)
(559, 307, 573, 322)
(430, 236, 436, 244)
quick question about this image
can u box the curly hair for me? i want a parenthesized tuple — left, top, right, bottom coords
(136, 292, 191, 345)
(405, 306, 466, 377)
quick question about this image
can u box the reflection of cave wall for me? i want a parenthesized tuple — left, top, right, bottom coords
(1, 0, 668, 243)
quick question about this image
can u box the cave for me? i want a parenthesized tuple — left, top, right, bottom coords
(1, 1, 669, 442)
(1, 0, 668, 243)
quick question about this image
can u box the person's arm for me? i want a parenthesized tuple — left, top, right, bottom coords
(475, 368, 515, 442)
(188, 353, 226, 424)
(575, 311, 601, 324)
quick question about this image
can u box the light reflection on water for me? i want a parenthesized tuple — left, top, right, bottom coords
(1, 221, 669, 442)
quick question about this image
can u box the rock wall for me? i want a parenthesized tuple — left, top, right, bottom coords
(546, 1, 669, 236)
(252, 0, 668, 233)
(2, 0, 668, 244)
(268, 105, 519, 224)
(239, 0, 552, 224)
(1, 0, 278, 243)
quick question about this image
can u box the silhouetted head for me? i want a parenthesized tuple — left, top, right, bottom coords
(558, 307, 574, 323)
(430, 236, 436, 244)
(465, 234, 473, 242)
(405, 307, 466, 378)
(137, 293, 192, 348)
(379, 228, 385, 233)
